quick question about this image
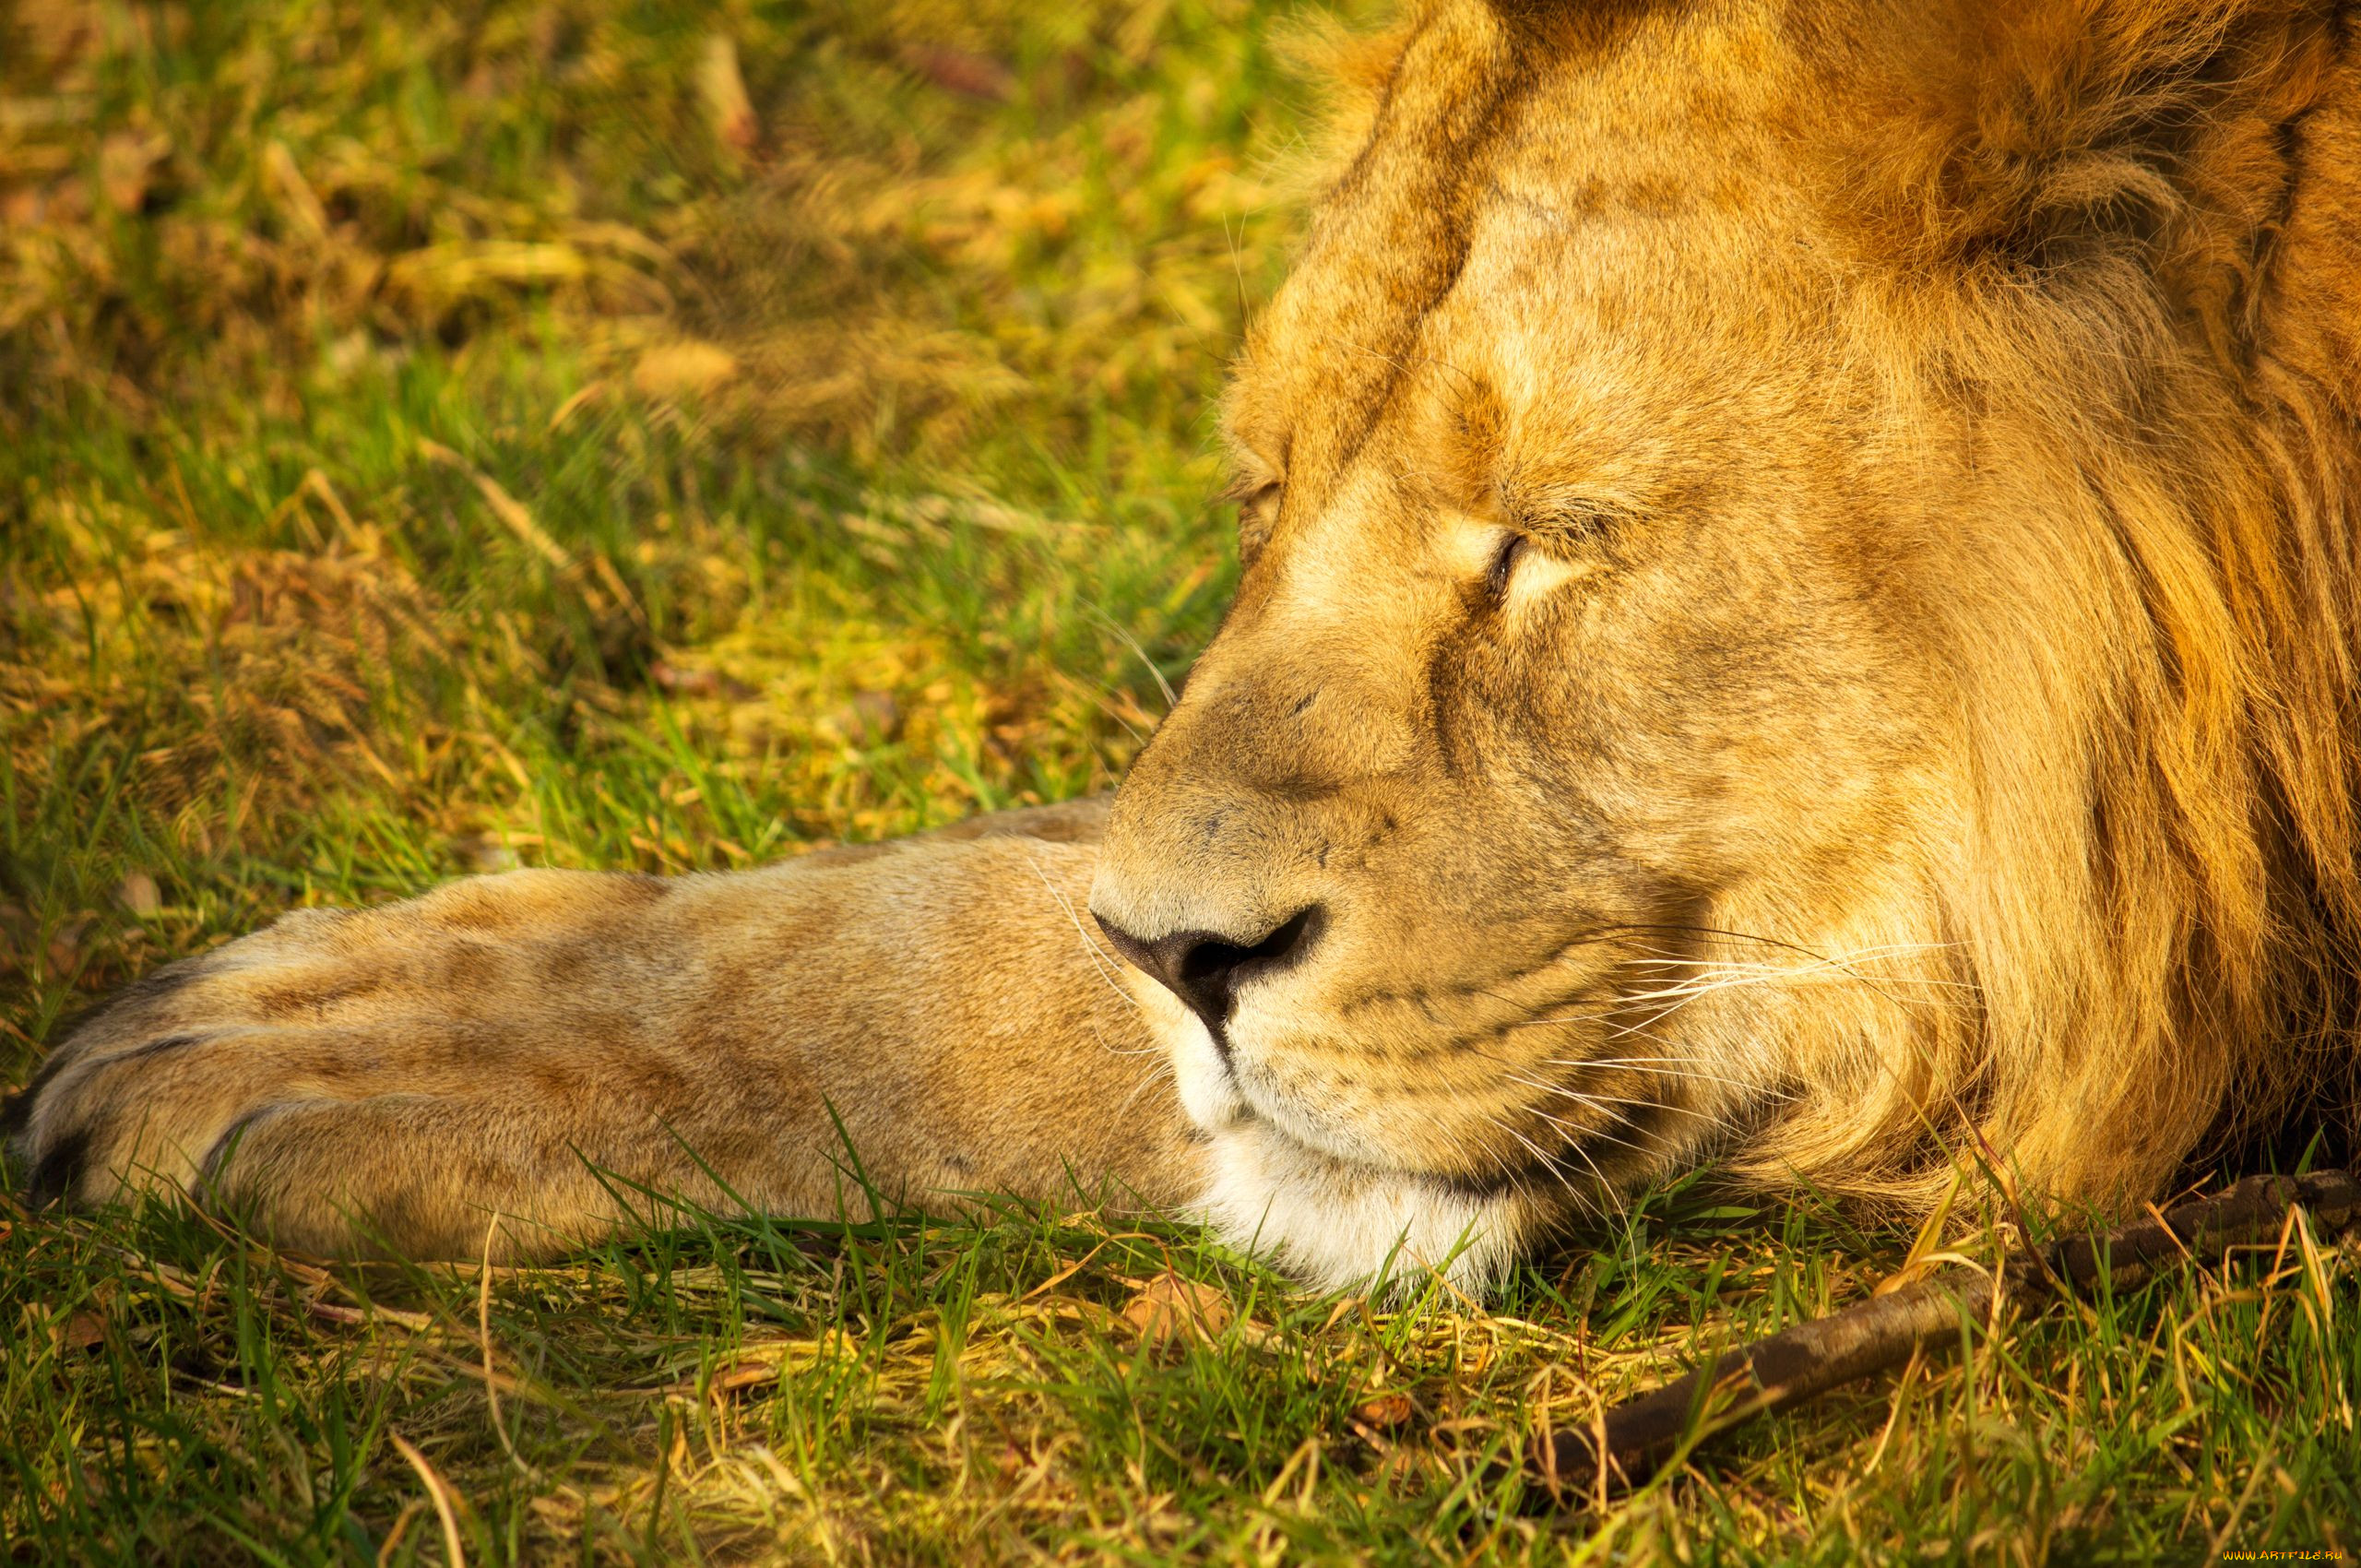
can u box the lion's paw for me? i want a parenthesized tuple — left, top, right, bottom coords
(4, 870, 679, 1257)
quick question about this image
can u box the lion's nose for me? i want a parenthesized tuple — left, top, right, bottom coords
(1092, 906, 1322, 1036)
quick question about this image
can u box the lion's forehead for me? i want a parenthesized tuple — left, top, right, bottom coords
(1228, 2, 1841, 507)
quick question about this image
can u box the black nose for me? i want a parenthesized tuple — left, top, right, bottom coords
(1092, 906, 1322, 1036)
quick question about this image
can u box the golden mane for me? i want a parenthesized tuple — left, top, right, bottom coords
(1805, 0, 2361, 1203)
(1291, 0, 2361, 1211)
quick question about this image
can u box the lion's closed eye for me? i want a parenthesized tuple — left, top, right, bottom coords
(1477, 502, 1619, 609)
(1486, 531, 1527, 597)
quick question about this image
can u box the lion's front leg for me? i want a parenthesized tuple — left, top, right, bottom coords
(4, 802, 1206, 1260)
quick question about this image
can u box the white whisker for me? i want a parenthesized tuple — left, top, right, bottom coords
(1520, 1099, 1655, 1160)
(1114, 1056, 1178, 1114)
(1543, 1057, 1796, 1099)
(1019, 847, 1145, 1021)
(1484, 1114, 1607, 1221)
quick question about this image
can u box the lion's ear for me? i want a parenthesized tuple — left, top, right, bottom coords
(1835, 2, 2345, 313)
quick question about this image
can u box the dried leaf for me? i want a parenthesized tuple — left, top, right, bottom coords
(898, 44, 1015, 101)
(1121, 1272, 1232, 1348)
(697, 35, 758, 152)
(830, 690, 902, 746)
(116, 871, 161, 915)
(631, 340, 739, 398)
(53, 1308, 106, 1353)
(44, 916, 90, 980)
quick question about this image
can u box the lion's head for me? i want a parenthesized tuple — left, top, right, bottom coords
(1087, 0, 2361, 1282)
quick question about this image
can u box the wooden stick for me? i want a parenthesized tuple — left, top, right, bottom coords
(1528, 1169, 2361, 1495)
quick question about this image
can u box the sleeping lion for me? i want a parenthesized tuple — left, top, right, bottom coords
(9, 0, 2359, 1291)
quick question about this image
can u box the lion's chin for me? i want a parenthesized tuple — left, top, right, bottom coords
(1192, 1119, 1544, 1295)
(1139, 978, 1545, 1290)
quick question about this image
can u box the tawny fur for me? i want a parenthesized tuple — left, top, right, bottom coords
(7, 804, 1206, 1263)
(8, 0, 2359, 1291)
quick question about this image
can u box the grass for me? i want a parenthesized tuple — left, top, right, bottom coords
(1, 0, 2355, 1561)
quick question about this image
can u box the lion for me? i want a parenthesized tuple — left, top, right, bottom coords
(8, 0, 2359, 1293)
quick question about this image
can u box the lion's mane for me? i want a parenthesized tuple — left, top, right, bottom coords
(1308, 0, 2361, 1210)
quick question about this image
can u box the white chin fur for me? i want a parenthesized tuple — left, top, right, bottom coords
(1196, 1121, 1539, 1296)
(1129, 975, 1542, 1294)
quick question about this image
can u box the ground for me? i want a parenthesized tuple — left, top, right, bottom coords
(2, 1, 2355, 1562)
